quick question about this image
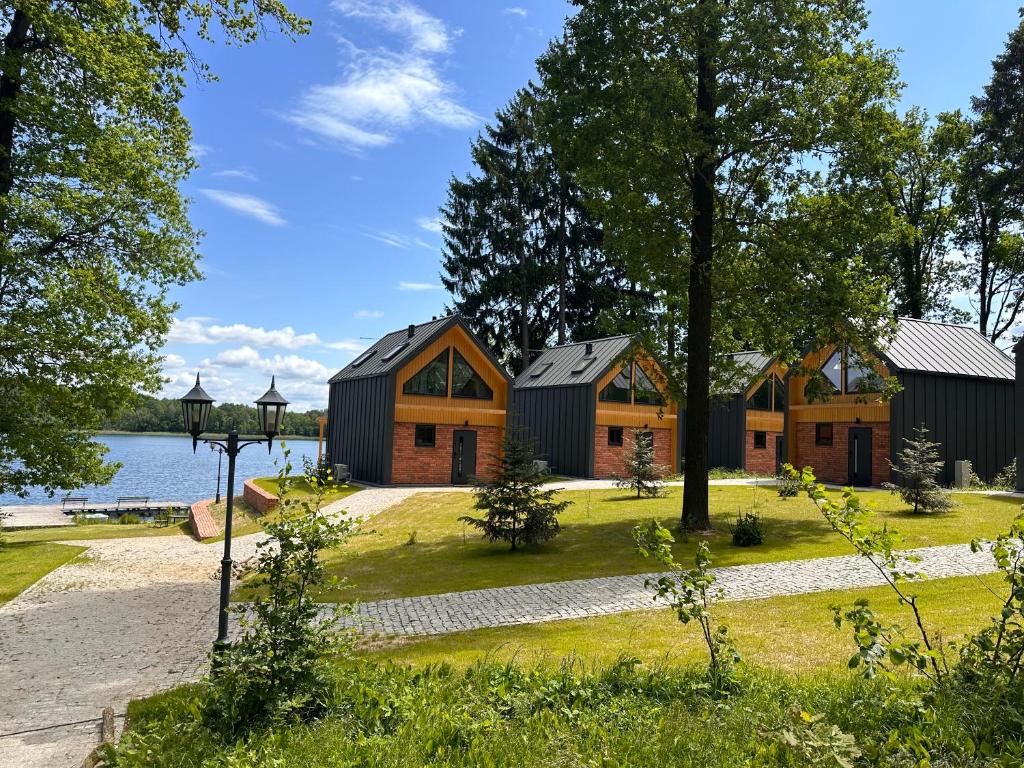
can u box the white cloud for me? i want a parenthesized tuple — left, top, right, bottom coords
(364, 230, 411, 248)
(398, 281, 442, 291)
(190, 142, 212, 159)
(257, 353, 332, 381)
(355, 309, 383, 318)
(502, 7, 528, 17)
(162, 353, 188, 370)
(214, 346, 262, 367)
(212, 169, 258, 181)
(285, 1, 478, 150)
(322, 339, 367, 352)
(417, 216, 443, 234)
(169, 318, 321, 349)
(332, 0, 452, 53)
(199, 189, 285, 226)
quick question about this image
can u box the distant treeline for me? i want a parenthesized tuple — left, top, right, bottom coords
(102, 396, 326, 437)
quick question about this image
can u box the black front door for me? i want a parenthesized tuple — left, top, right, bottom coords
(452, 430, 477, 485)
(848, 427, 872, 486)
(775, 435, 784, 474)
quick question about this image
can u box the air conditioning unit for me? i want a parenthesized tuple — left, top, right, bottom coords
(333, 463, 352, 483)
(533, 460, 550, 475)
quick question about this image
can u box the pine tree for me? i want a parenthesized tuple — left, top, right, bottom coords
(883, 425, 956, 515)
(459, 431, 569, 551)
(615, 430, 668, 498)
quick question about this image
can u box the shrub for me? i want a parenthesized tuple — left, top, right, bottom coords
(776, 471, 800, 498)
(993, 458, 1017, 491)
(203, 448, 354, 738)
(118, 513, 141, 525)
(883, 425, 955, 514)
(460, 429, 569, 551)
(730, 511, 764, 546)
(614, 429, 669, 498)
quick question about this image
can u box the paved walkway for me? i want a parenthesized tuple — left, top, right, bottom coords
(348, 542, 997, 636)
(0, 479, 1002, 767)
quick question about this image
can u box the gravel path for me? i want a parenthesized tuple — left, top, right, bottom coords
(0, 479, 1001, 767)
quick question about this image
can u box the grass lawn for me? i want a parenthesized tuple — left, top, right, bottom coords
(0, 541, 86, 604)
(360, 571, 1006, 672)
(4, 519, 190, 544)
(320, 486, 1021, 602)
(251, 476, 359, 506)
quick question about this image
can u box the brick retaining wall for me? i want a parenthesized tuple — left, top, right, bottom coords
(243, 479, 279, 515)
(188, 499, 220, 541)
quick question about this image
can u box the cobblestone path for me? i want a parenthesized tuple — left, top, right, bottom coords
(349, 543, 998, 636)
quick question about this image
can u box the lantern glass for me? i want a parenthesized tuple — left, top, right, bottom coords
(255, 376, 289, 439)
(180, 374, 215, 438)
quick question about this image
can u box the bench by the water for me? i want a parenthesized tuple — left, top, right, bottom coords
(65, 499, 189, 517)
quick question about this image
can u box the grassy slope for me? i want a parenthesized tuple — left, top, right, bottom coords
(361, 572, 1006, 672)
(0, 541, 86, 604)
(5, 520, 190, 543)
(209, 482, 362, 543)
(322, 486, 1021, 601)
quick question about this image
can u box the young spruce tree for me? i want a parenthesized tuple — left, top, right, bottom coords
(884, 425, 955, 515)
(615, 429, 668, 498)
(460, 431, 569, 551)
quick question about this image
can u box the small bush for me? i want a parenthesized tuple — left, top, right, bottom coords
(730, 511, 765, 547)
(993, 458, 1017, 491)
(405, 530, 417, 546)
(776, 471, 800, 498)
(118, 513, 141, 525)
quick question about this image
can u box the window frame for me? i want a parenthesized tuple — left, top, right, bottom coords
(753, 430, 767, 449)
(414, 424, 436, 448)
(608, 426, 624, 446)
(632, 364, 665, 406)
(815, 422, 833, 446)
(844, 348, 881, 395)
(599, 366, 632, 403)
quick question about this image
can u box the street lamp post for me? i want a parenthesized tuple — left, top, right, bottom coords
(210, 443, 224, 504)
(180, 373, 289, 656)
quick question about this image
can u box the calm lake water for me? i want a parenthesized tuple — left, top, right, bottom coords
(0, 434, 319, 506)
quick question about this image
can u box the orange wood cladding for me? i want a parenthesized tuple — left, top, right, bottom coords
(393, 325, 508, 427)
(745, 411, 784, 432)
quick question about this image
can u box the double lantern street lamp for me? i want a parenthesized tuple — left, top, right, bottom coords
(180, 373, 289, 655)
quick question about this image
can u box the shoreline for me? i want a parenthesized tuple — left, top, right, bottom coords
(96, 431, 318, 441)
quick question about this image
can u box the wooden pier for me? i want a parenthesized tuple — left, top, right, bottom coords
(1, 499, 189, 529)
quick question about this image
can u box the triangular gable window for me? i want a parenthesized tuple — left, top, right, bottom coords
(821, 350, 842, 393)
(600, 367, 631, 402)
(452, 349, 493, 400)
(402, 349, 449, 397)
(845, 349, 881, 394)
(748, 378, 772, 411)
(633, 364, 664, 405)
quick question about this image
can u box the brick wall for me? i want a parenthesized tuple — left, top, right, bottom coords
(188, 498, 220, 541)
(794, 421, 890, 486)
(594, 426, 671, 479)
(744, 430, 783, 475)
(391, 423, 502, 485)
(243, 479, 279, 515)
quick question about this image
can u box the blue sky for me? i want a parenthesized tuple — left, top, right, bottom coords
(162, 0, 1023, 411)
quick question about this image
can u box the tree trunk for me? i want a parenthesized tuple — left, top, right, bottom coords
(0, 9, 30, 206)
(681, 2, 717, 532)
(557, 190, 567, 345)
(520, 240, 530, 373)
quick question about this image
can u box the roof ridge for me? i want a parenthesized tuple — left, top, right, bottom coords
(546, 334, 632, 350)
(896, 316, 979, 331)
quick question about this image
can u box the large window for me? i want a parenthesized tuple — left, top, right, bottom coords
(633, 364, 664, 405)
(600, 367, 631, 403)
(845, 349, 881, 394)
(403, 349, 449, 396)
(748, 378, 773, 411)
(452, 350, 493, 400)
(821, 350, 843, 393)
(748, 375, 785, 412)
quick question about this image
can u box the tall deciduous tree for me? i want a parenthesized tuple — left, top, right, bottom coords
(862, 109, 972, 322)
(0, 2, 307, 497)
(539, 0, 897, 530)
(440, 86, 648, 373)
(974, 10, 1024, 202)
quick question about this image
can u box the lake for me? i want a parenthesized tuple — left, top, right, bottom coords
(0, 434, 320, 506)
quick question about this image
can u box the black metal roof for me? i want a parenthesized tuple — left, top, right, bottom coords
(514, 335, 634, 389)
(328, 316, 511, 384)
(716, 351, 775, 394)
(877, 318, 1015, 381)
